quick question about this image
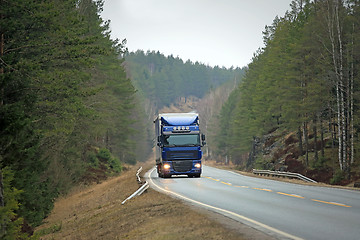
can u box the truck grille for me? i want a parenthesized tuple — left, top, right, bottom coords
(166, 150, 198, 160)
(172, 161, 193, 172)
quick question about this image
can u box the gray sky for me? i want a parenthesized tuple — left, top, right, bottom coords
(101, 0, 292, 68)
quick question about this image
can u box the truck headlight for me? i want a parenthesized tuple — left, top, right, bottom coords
(163, 163, 171, 169)
(194, 163, 201, 168)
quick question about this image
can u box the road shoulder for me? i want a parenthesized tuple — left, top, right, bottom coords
(37, 162, 273, 239)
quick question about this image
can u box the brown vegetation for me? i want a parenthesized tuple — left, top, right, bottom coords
(284, 134, 298, 146)
(35, 163, 252, 240)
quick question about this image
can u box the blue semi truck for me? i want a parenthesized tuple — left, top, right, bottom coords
(154, 112, 206, 178)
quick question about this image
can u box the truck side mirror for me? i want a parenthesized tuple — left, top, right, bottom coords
(201, 134, 206, 146)
(157, 136, 163, 147)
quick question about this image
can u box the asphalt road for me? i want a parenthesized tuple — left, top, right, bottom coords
(146, 165, 360, 240)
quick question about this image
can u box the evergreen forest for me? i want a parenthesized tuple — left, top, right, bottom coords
(214, 0, 360, 184)
(124, 50, 244, 110)
(0, 0, 140, 238)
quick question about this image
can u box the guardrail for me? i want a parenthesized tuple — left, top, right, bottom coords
(136, 167, 143, 184)
(121, 167, 149, 205)
(253, 169, 317, 183)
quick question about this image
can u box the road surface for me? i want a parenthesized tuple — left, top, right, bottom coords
(146, 165, 360, 240)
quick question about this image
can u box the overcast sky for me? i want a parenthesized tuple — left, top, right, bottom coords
(101, 0, 292, 68)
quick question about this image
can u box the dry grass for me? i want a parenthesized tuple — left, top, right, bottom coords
(35, 162, 247, 240)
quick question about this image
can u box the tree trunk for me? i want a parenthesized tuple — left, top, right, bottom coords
(0, 10, 5, 236)
(320, 117, 325, 158)
(247, 136, 257, 169)
(336, 1, 347, 173)
(106, 130, 110, 150)
(297, 126, 304, 155)
(340, 82, 346, 171)
(326, 0, 345, 170)
(350, 23, 355, 165)
(345, 50, 351, 179)
(0, 21, 3, 107)
(329, 104, 335, 148)
(313, 116, 318, 162)
(0, 170, 3, 206)
(0, 169, 5, 237)
(303, 122, 309, 167)
(336, 83, 343, 170)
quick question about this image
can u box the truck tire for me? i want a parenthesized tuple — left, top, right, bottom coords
(194, 173, 201, 178)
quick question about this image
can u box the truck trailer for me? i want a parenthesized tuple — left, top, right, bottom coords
(154, 112, 205, 178)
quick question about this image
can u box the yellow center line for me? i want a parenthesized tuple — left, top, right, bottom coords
(253, 187, 273, 192)
(148, 168, 304, 240)
(189, 176, 351, 209)
(205, 176, 351, 208)
(277, 192, 305, 199)
(204, 176, 220, 182)
(311, 199, 352, 208)
(221, 181, 232, 186)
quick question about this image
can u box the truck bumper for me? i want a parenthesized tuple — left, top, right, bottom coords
(159, 160, 201, 177)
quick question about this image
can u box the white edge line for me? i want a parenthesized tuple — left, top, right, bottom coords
(147, 167, 303, 240)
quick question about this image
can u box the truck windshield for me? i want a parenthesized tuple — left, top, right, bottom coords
(163, 134, 200, 147)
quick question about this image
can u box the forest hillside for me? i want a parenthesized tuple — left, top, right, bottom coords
(214, 0, 360, 185)
(0, 0, 146, 238)
(124, 50, 245, 110)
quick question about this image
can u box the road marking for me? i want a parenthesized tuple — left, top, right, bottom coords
(221, 181, 232, 186)
(253, 187, 273, 192)
(311, 199, 351, 208)
(148, 168, 303, 240)
(204, 176, 220, 182)
(276, 192, 305, 199)
(203, 172, 352, 209)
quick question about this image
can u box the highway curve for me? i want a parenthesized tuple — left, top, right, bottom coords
(146, 165, 360, 240)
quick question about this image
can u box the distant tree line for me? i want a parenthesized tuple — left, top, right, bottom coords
(214, 0, 360, 181)
(124, 50, 244, 110)
(0, 0, 144, 238)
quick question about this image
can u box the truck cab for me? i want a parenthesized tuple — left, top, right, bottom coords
(154, 112, 205, 178)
